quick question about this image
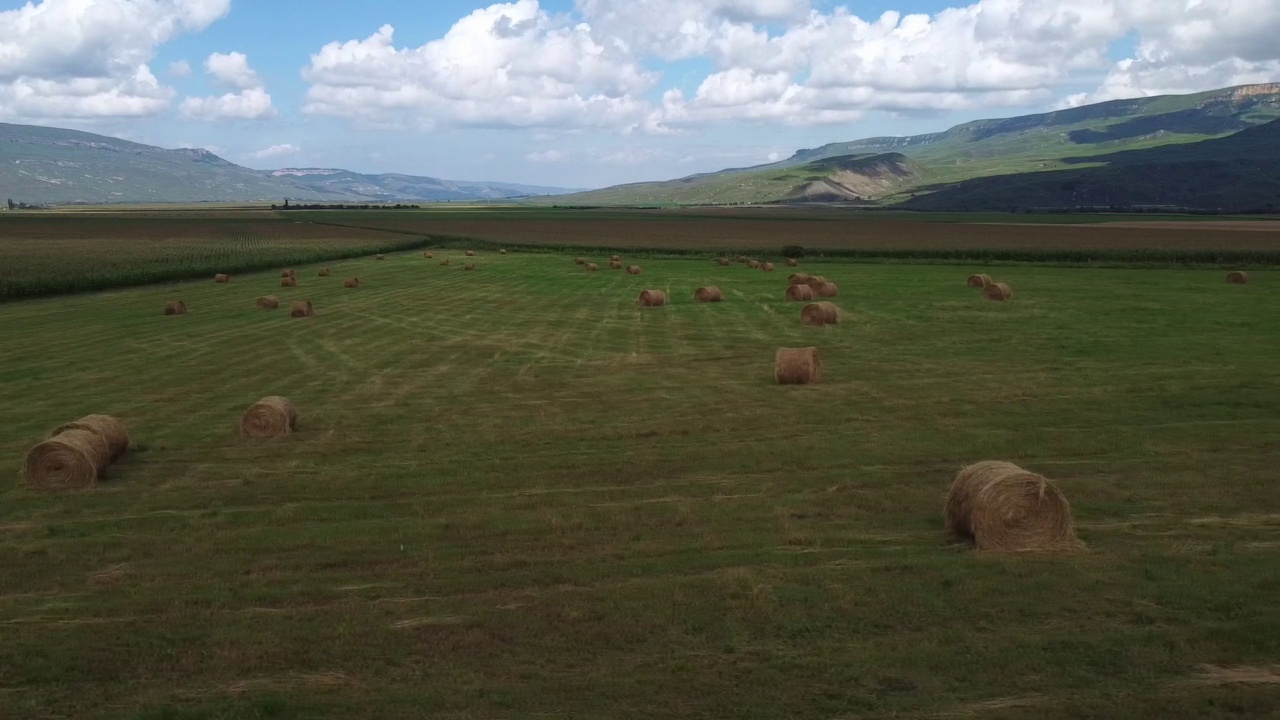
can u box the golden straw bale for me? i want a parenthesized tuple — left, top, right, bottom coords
(748, 260, 761, 269)
(945, 461, 1081, 553)
(163, 300, 187, 316)
(281, 269, 296, 278)
(785, 284, 814, 302)
(24, 429, 111, 490)
(774, 347, 821, 385)
(465, 251, 476, 257)
(812, 281, 839, 298)
(575, 257, 587, 265)
(638, 289, 667, 307)
(214, 273, 230, 284)
(967, 273, 993, 288)
(801, 302, 839, 326)
(736, 255, 748, 263)
(343, 277, 360, 288)
(256, 295, 280, 310)
(611, 255, 621, 262)
(627, 265, 642, 275)
(717, 258, 731, 266)
(240, 396, 298, 439)
(318, 268, 331, 277)
(694, 286, 723, 302)
(375, 254, 385, 260)
(1226, 271, 1250, 284)
(424, 252, 434, 259)
(290, 300, 315, 318)
(609, 260, 623, 269)
(500, 249, 507, 255)
(281, 276, 298, 288)
(585, 263, 599, 271)
(761, 262, 775, 272)
(788, 273, 814, 286)
(51, 415, 129, 463)
(984, 282, 1013, 301)
(786, 258, 799, 267)
(464, 263, 477, 271)
(439, 259, 451, 266)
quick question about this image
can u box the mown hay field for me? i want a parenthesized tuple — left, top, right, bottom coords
(1, 248, 1279, 719)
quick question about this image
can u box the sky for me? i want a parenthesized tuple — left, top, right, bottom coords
(1, 0, 1277, 190)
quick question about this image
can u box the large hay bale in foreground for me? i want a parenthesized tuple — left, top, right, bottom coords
(945, 461, 1081, 553)
(585, 263, 599, 271)
(163, 300, 187, 316)
(24, 429, 112, 490)
(984, 282, 1013, 301)
(774, 347, 821, 385)
(812, 281, 839, 298)
(761, 262, 775, 272)
(967, 273, 993, 288)
(694, 286, 723, 303)
(281, 276, 298, 288)
(318, 268, 331, 277)
(574, 257, 587, 265)
(214, 273, 230, 284)
(256, 295, 280, 310)
(343, 277, 360, 288)
(51, 415, 129, 463)
(638, 289, 667, 307)
(801, 302, 838, 326)
(717, 258, 731, 266)
(465, 250, 476, 257)
(786, 258, 799, 267)
(464, 263, 477, 271)
(627, 265, 642, 275)
(1226, 271, 1250, 284)
(240, 396, 298, 439)
(609, 260, 623, 269)
(290, 300, 315, 318)
(785, 284, 814, 302)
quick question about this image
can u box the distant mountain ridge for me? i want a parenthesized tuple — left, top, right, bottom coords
(0, 123, 576, 204)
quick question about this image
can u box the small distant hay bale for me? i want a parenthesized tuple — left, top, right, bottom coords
(256, 295, 280, 310)
(736, 255, 748, 263)
(343, 277, 360, 288)
(50, 415, 129, 463)
(801, 302, 839, 326)
(627, 265, 642, 275)
(786, 258, 799, 267)
(318, 267, 331, 277)
(424, 251, 434, 259)
(24, 429, 111, 490)
(163, 300, 187, 316)
(499, 249, 507, 255)
(717, 258, 731, 266)
(574, 257, 587, 265)
(214, 273, 230, 284)
(761, 262, 775, 272)
(694, 286, 723, 303)
(748, 260, 761, 269)
(585, 262, 599, 271)
(465, 250, 476, 257)
(785, 284, 814, 302)
(774, 347, 821, 385)
(281, 269, 296, 279)
(375, 254, 385, 260)
(464, 263, 477, 271)
(281, 276, 298, 288)
(638, 289, 667, 307)
(944, 461, 1081, 553)
(290, 300, 315, 318)
(439, 258, 451, 266)
(611, 255, 621, 262)
(788, 273, 814, 286)
(609, 260, 623, 269)
(984, 282, 1013, 301)
(967, 273, 993, 288)
(240, 396, 298, 439)
(812, 281, 839, 298)
(1226, 271, 1250, 284)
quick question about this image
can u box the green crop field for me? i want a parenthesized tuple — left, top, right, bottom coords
(2, 246, 1279, 719)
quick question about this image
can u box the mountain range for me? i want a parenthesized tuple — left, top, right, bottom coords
(0, 123, 574, 204)
(553, 83, 1280, 212)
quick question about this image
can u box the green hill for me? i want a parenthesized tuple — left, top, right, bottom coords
(550, 83, 1280, 207)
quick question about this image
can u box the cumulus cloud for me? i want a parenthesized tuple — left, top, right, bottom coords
(179, 52, 275, 120)
(249, 143, 301, 159)
(168, 60, 193, 78)
(526, 149, 567, 162)
(0, 0, 229, 121)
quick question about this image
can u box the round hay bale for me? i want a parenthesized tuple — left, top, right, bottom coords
(984, 282, 1013, 301)
(812, 281, 839, 298)
(638, 289, 667, 307)
(214, 273, 230, 284)
(1226, 271, 1250, 284)
(736, 255, 748, 263)
(464, 263, 477, 271)
(318, 268, 331, 277)
(281, 269, 296, 279)
(281, 276, 298, 288)
(240, 396, 298, 439)
(343, 277, 360, 288)
(465, 250, 476, 257)
(801, 302, 838, 326)
(51, 415, 129, 463)
(24, 429, 112, 490)
(694, 286, 723, 303)
(256, 295, 280, 310)
(163, 300, 187, 316)
(499, 249, 507, 255)
(967, 273, 993, 288)
(375, 254, 385, 260)
(611, 255, 621, 262)
(747, 260, 761, 269)
(761, 262, 775, 272)
(424, 251, 434, 259)
(585, 263, 599, 272)
(785, 284, 814, 302)
(786, 258, 799, 267)
(716, 258, 731, 266)
(574, 257, 587, 265)
(439, 258, 451, 266)
(788, 273, 814, 286)
(290, 300, 315, 318)
(627, 265, 642, 275)
(609, 260, 623, 269)
(774, 347, 821, 385)
(944, 461, 1081, 553)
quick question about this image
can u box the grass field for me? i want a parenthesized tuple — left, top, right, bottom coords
(2, 246, 1278, 719)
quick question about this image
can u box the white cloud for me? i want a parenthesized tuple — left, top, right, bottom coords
(168, 60, 192, 78)
(0, 0, 229, 121)
(526, 149, 567, 162)
(179, 52, 275, 121)
(249, 143, 301, 160)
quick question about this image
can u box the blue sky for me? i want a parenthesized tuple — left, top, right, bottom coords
(1, 0, 1275, 189)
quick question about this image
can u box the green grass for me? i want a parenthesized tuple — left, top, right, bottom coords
(2, 251, 1279, 719)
